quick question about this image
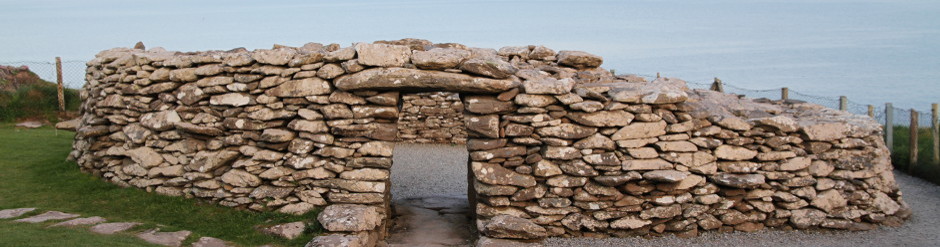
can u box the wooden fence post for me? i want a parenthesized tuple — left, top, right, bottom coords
(933, 103, 939, 163)
(710, 78, 724, 93)
(781, 87, 789, 101)
(910, 109, 919, 172)
(56, 57, 64, 112)
(839, 96, 848, 111)
(886, 103, 894, 151)
(868, 105, 875, 118)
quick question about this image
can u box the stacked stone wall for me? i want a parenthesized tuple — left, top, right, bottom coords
(397, 92, 467, 144)
(70, 39, 909, 246)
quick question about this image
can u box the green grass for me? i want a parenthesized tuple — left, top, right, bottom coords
(889, 125, 940, 185)
(0, 81, 80, 122)
(0, 125, 322, 246)
(0, 221, 161, 247)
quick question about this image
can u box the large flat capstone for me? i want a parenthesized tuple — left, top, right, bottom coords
(334, 68, 518, 93)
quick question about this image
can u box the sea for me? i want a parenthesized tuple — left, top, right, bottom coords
(1, 0, 937, 112)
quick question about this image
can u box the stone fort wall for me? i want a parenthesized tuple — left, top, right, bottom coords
(70, 39, 909, 246)
(397, 91, 467, 144)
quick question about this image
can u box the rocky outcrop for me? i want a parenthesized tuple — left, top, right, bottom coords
(71, 39, 907, 246)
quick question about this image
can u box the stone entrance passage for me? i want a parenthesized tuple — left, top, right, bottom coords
(386, 196, 472, 246)
(389, 91, 473, 246)
(389, 144, 472, 246)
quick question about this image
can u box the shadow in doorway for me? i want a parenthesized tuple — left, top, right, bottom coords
(387, 143, 474, 246)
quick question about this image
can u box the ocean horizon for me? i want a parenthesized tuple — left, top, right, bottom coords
(1, 0, 937, 111)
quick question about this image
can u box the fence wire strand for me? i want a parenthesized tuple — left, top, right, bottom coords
(635, 74, 937, 128)
(0, 60, 86, 89)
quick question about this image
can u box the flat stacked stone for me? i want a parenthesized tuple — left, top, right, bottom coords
(397, 92, 467, 144)
(70, 39, 908, 247)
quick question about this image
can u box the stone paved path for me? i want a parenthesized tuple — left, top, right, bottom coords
(14, 211, 79, 223)
(385, 195, 474, 247)
(0, 208, 237, 247)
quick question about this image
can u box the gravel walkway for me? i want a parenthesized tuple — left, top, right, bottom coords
(546, 171, 940, 247)
(391, 143, 469, 200)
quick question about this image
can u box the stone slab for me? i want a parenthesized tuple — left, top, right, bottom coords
(90, 222, 141, 234)
(137, 229, 192, 247)
(51, 216, 107, 227)
(14, 211, 79, 223)
(335, 68, 518, 93)
(0, 208, 36, 219)
(191, 237, 234, 247)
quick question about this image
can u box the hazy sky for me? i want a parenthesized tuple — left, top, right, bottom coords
(1, 0, 938, 111)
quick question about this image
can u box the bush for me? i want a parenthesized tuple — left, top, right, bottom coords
(891, 125, 940, 185)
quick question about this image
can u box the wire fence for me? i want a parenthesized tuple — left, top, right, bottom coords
(634, 74, 937, 128)
(0, 60, 86, 89)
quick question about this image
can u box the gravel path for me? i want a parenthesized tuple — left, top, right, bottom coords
(391, 143, 469, 200)
(546, 171, 940, 247)
(386, 196, 472, 247)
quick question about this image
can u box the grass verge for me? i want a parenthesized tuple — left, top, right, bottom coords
(0, 220, 161, 247)
(0, 81, 80, 122)
(890, 125, 940, 185)
(0, 124, 321, 246)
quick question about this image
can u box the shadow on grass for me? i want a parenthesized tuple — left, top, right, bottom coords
(0, 125, 322, 247)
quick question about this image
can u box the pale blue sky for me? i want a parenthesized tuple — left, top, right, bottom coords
(1, 0, 938, 111)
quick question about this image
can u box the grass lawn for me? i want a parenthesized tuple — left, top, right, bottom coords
(0, 221, 161, 247)
(0, 124, 321, 247)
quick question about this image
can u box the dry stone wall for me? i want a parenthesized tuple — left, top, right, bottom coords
(70, 38, 909, 246)
(397, 92, 467, 144)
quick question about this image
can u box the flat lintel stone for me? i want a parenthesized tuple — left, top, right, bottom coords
(334, 67, 518, 93)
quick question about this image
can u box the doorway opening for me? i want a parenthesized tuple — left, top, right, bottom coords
(387, 143, 472, 246)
